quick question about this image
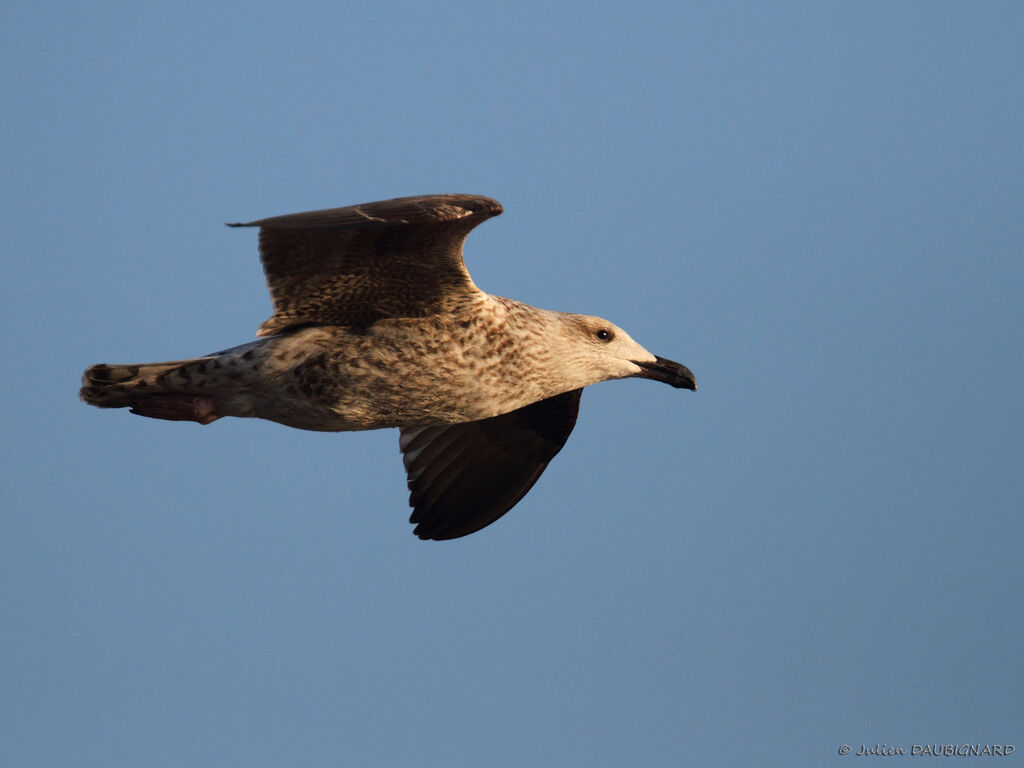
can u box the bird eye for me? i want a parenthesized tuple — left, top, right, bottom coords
(595, 328, 613, 342)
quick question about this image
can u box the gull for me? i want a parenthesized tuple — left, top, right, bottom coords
(81, 194, 696, 540)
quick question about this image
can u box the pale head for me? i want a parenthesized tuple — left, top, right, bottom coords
(550, 312, 697, 392)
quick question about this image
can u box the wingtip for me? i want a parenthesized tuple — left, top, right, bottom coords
(473, 196, 503, 218)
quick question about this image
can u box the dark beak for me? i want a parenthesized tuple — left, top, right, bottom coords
(633, 356, 697, 391)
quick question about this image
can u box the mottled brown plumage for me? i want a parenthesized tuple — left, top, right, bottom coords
(81, 194, 696, 540)
(230, 194, 503, 335)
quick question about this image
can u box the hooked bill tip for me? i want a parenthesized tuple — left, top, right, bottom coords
(633, 356, 697, 390)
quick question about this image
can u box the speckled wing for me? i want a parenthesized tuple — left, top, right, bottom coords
(228, 194, 503, 336)
(398, 389, 583, 540)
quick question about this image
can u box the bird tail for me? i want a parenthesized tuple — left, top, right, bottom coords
(80, 357, 220, 423)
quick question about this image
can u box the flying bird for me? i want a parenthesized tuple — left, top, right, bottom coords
(81, 194, 696, 539)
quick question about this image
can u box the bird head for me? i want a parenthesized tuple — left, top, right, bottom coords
(554, 313, 697, 392)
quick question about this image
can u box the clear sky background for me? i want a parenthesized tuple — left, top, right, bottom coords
(3, 2, 1022, 766)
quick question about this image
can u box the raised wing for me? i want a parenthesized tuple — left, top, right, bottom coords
(228, 194, 503, 336)
(398, 389, 583, 540)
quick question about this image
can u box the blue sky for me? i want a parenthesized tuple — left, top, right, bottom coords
(3, 2, 1022, 766)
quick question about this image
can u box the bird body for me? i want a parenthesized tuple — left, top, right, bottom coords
(84, 296, 664, 430)
(81, 194, 696, 539)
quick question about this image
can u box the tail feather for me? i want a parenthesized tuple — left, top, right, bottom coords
(80, 358, 213, 408)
